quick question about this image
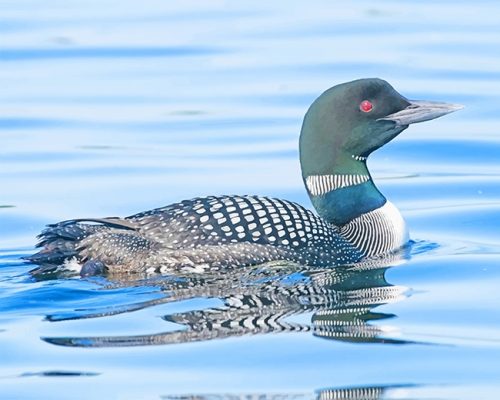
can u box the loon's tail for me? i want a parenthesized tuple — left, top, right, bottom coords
(25, 217, 137, 278)
(24, 222, 101, 279)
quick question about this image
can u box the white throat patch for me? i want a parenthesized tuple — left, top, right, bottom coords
(305, 174, 370, 196)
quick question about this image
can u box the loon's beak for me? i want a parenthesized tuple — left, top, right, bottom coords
(378, 100, 464, 126)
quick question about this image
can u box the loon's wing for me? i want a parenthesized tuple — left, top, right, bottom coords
(55, 217, 138, 231)
(123, 195, 361, 270)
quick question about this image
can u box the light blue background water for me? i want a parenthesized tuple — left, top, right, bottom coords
(1, 1, 500, 399)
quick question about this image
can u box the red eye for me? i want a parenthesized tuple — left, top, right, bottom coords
(359, 100, 373, 112)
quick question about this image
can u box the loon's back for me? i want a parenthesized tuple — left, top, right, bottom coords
(29, 195, 364, 276)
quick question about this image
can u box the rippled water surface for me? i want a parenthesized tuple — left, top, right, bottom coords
(1, 1, 500, 399)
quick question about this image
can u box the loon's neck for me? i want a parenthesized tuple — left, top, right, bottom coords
(300, 157, 409, 256)
(301, 155, 386, 226)
(299, 152, 409, 255)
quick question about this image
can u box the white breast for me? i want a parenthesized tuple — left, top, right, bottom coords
(339, 201, 409, 257)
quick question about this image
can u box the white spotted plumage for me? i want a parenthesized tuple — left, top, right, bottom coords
(34, 195, 364, 273)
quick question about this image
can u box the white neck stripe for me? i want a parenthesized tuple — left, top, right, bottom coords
(305, 174, 370, 196)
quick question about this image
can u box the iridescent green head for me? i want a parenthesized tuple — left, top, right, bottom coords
(299, 78, 462, 225)
(300, 79, 408, 176)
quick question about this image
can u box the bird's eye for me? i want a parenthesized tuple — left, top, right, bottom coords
(359, 100, 373, 113)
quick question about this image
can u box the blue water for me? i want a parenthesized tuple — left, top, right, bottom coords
(1, 1, 500, 399)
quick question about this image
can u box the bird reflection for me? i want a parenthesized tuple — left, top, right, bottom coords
(42, 250, 411, 348)
(161, 384, 416, 400)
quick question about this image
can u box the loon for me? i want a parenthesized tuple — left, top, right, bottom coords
(28, 79, 462, 277)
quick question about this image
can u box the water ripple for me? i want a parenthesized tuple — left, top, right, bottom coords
(0, 46, 222, 61)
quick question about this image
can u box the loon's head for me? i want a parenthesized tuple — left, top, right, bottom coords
(299, 78, 463, 176)
(299, 78, 463, 225)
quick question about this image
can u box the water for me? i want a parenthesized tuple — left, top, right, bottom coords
(1, 1, 500, 398)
